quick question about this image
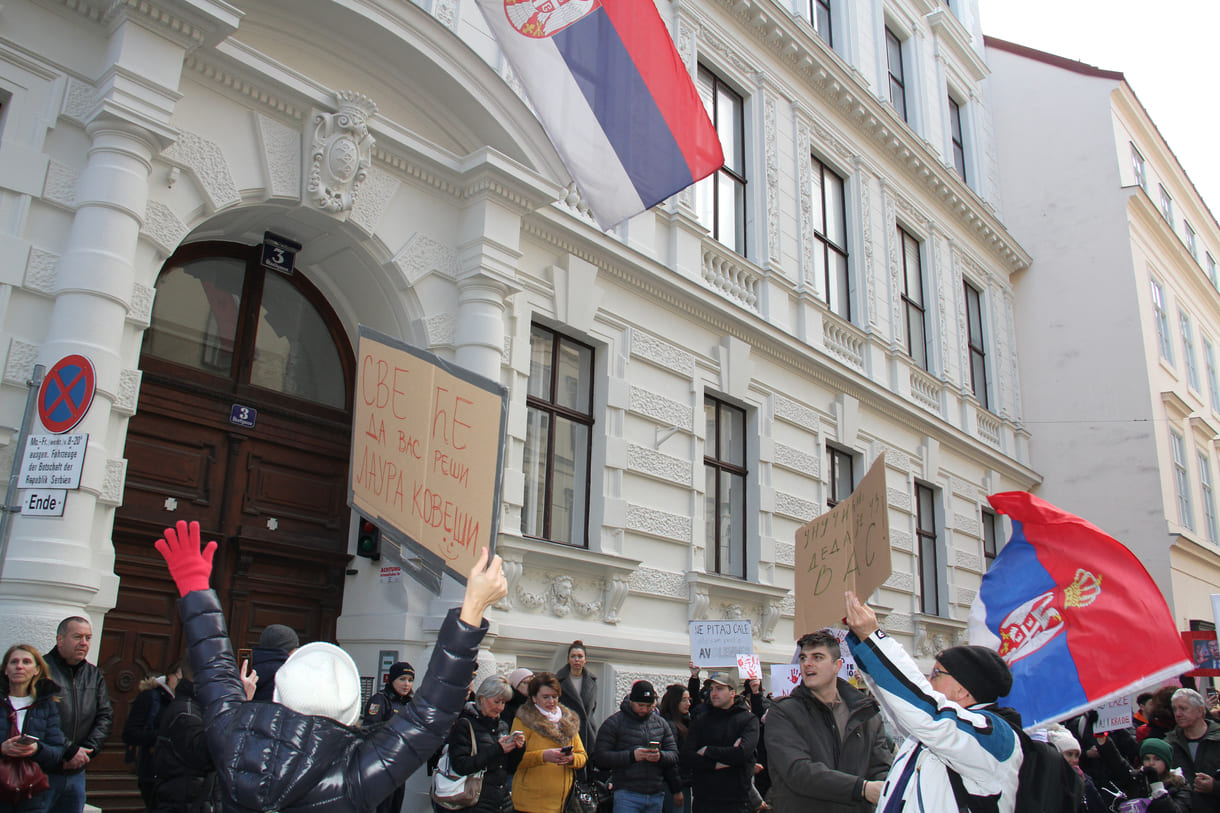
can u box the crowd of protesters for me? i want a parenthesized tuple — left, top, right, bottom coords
(9, 524, 1220, 813)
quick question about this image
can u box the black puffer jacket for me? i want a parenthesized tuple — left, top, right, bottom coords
(180, 589, 487, 813)
(592, 698, 679, 794)
(0, 676, 66, 772)
(447, 702, 520, 813)
(43, 648, 112, 770)
(152, 679, 220, 813)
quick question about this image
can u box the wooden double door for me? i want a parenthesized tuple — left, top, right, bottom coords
(91, 242, 356, 810)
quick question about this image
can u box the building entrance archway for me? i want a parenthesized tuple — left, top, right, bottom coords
(93, 241, 356, 810)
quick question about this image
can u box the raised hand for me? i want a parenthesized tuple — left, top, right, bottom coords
(845, 591, 879, 639)
(154, 520, 217, 597)
(459, 547, 507, 626)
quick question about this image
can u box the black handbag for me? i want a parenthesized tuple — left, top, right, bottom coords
(565, 772, 610, 813)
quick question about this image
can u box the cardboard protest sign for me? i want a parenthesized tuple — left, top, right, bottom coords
(1093, 696, 1132, 733)
(771, 664, 800, 698)
(794, 454, 892, 634)
(350, 326, 508, 588)
(736, 654, 761, 680)
(690, 620, 754, 667)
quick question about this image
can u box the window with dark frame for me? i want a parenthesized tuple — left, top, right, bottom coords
(916, 483, 939, 614)
(964, 281, 988, 409)
(982, 508, 999, 567)
(704, 396, 747, 578)
(900, 227, 928, 370)
(811, 156, 850, 319)
(948, 97, 967, 183)
(696, 66, 747, 255)
(522, 324, 594, 547)
(810, 0, 832, 46)
(827, 446, 854, 509)
(886, 27, 908, 122)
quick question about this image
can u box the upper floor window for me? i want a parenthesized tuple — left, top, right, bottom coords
(522, 325, 595, 547)
(885, 27, 908, 123)
(812, 157, 850, 319)
(696, 67, 747, 255)
(1171, 429, 1194, 531)
(916, 483, 940, 614)
(809, 0, 832, 46)
(1151, 278, 1173, 363)
(1131, 143, 1147, 191)
(704, 396, 747, 578)
(982, 508, 1000, 568)
(900, 227, 928, 370)
(964, 281, 988, 409)
(1208, 253, 1218, 290)
(827, 446, 855, 509)
(1182, 310, 1200, 391)
(948, 97, 967, 183)
(1201, 450, 1219, 545)
(1160, 184, 1174, 225)
(1186, 222, 1199, 259)
(1205, 338, 1220, 413)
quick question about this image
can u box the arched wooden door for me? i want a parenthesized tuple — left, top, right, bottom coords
(93, 241, 357, 810)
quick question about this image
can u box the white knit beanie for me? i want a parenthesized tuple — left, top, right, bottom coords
(273, 642, 362, 726)
(1048, 728, 1081, 755)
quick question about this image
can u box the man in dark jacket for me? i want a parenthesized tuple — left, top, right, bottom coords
(154, 519, 506, 813)
(594, 680, 681, 813)
(680, 673, 760, 813)
(44, 615, 113, 813)
(123, 664, 180, 810)
(765, 630, 890, 813)
(250, 624, 298, 703)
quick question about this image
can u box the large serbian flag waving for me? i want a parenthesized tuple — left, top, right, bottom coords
(968, 492, 1190, 729)
(476, 0, 724, 229)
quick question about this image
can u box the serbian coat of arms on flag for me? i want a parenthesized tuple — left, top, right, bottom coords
(476, 0, 724, 229)
(968, 491, 1191, 729)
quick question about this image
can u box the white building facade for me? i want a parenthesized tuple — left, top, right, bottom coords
(987, 37, 1220, 631)
(0, 0, 1034, 807)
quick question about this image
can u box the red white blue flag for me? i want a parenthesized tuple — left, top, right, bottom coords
(968, 491, 1190, 729)
(476, 0, 724, 229)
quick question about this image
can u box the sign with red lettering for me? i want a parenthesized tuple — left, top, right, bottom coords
(793, 454, 892, 634)
(349, 326, 508, 586)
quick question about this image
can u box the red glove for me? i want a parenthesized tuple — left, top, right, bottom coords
(154, 520, 216, 597)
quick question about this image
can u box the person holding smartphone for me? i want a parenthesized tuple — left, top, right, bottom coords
(511, 673, 587, 813)
(593, 681, 680, 813)
(1, 643, 66, 811)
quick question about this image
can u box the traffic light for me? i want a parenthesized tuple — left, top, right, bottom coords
(356, 517, 381, 560)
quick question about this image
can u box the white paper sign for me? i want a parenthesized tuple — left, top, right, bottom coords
(690, 620, 754, 667)
(736, 654, 761, 680)
(829, 628, 859, 683)
(770, 664, 800, 698)
(1093, 696, 1133, 733)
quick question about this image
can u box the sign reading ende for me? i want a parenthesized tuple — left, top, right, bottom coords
(349, 327, 508, 584)
(794, 454, 892, 633)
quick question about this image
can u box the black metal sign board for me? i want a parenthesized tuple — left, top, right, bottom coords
(261, 232, 302, 276)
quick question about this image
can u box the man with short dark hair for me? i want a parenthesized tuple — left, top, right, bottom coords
(845, 591, 1023, 812)
(251, 623, 299, 702)
(44, 615, 113, 813)
(681, 672, 759, 813)
(594, 680, 681, 813)
(766, 630, 890, 812)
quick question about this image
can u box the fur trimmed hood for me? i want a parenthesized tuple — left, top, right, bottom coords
(515, 701, 581, 744)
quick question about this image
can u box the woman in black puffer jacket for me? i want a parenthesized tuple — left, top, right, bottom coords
(151, 658, 220, 813)
(0, 643, 66, 813)
(446, 676, 526, 813)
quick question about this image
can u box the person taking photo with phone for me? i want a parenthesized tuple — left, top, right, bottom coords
(511, 673, 587, 813)
(0, 643, 66, 813)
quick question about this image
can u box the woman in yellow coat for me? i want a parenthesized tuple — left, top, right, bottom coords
(511, 672, 588, 813)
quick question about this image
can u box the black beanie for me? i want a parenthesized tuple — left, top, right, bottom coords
(388, 662, 415, 683)
(936, 646, 1012, 705)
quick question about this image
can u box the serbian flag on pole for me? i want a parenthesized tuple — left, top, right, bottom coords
(968, 491, 1190, 729)
(476, 0, 724, 229)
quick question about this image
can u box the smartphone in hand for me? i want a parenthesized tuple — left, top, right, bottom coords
(560, 745, 574, 755)
(647, 741, 661, 750)
(15, 735, 38, 746)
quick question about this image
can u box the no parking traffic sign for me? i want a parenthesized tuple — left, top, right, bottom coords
(37, 355, 95, 434)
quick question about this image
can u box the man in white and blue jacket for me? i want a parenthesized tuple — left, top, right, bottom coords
(844, 591, 1023, 813)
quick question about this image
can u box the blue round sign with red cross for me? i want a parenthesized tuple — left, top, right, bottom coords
(38, 354, 96, 434)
